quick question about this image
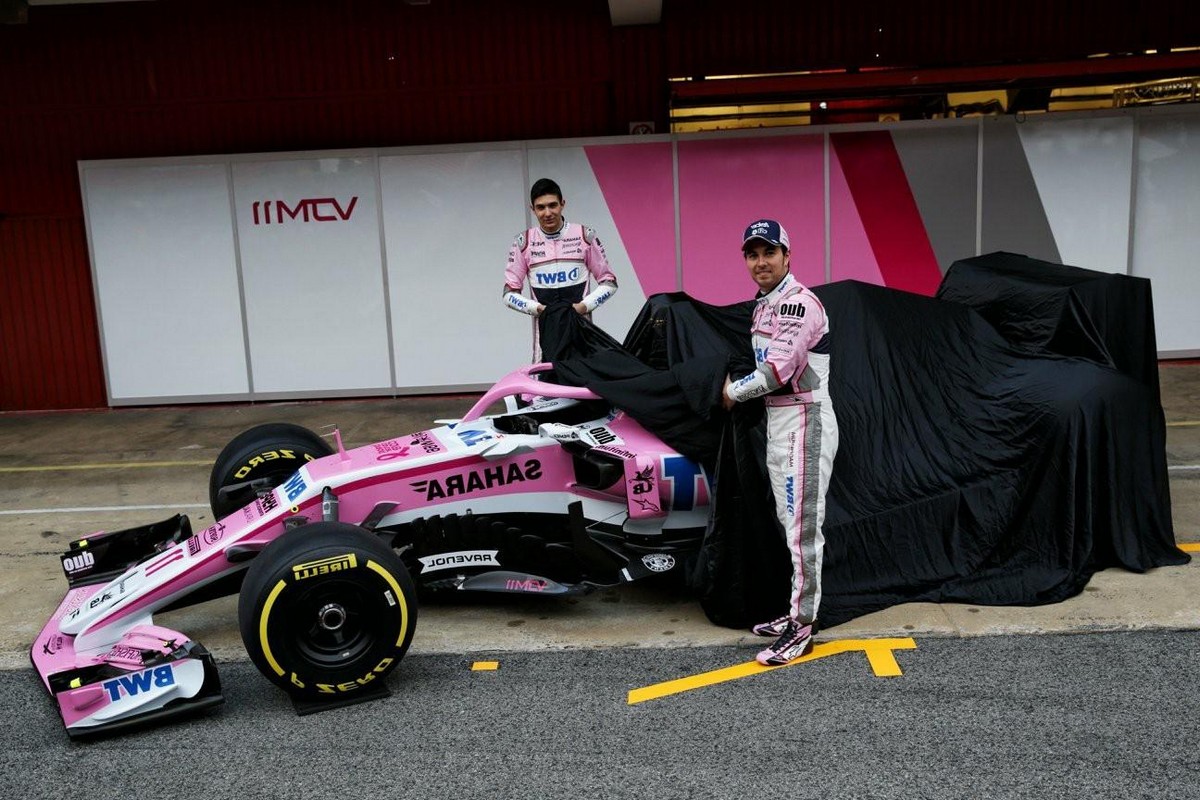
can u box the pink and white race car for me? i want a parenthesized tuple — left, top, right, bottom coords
(30, 365, 713, 738)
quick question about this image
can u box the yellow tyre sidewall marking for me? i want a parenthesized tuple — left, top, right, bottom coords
(366, 559, 410, 646)
(259, 560, 410, 679)
(260, 579, 289, 677)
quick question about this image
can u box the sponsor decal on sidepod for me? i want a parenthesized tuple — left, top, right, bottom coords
(418, 550, 501, 574)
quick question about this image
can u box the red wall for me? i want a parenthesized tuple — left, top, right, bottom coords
(2, 0, 1198, 409)
(0, 0, 664, 409)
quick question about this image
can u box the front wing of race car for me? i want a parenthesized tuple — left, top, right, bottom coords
(31, 515, 224, 739)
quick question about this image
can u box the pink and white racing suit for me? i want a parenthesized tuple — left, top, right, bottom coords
(502, 221, 618, 362)
(725, 272, 838, 626)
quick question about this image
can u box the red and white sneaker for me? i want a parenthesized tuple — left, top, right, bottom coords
(756, 620, 814, 666)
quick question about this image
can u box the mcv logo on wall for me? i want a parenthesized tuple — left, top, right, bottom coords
(251, 197, 358, 225)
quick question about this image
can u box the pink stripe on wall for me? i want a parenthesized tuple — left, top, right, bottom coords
(677, 134, 825, 305)
(830, 131, 942, 295)
(829, 149, 885, 285)
(584, 142, 678, 297)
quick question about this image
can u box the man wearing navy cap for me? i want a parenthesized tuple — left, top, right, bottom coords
(723, 219, 839, 665)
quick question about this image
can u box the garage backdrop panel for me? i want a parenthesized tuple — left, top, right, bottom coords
(82, 162, 248, 403)
(232, 156, 391, 395)
(1132, 113, 1200, 355)
(380, 147, 528, 388)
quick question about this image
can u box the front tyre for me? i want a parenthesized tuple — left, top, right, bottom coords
(238, 522, 418, 699)
(209, 423, 334, 520)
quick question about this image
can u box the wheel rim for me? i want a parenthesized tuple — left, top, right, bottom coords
(286, 578, 381, 667)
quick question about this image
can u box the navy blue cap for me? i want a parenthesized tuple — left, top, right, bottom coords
(742, 219, 790, 250)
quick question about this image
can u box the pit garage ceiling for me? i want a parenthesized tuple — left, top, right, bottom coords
(608, 0, 661, 26)
(22, 0, 664, 26)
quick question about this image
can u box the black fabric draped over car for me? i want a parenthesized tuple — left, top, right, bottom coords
(538, 252, 1187, 630)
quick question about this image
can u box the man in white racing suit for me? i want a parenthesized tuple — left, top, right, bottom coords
(502, 178, 618, 362)
(722, 219, 839, 666)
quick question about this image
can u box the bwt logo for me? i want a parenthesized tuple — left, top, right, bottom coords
(283, 471, 307, 502)
(251, 197, 358, 225)
(101, 665, 175, 702)
(533, 267, 582, 286)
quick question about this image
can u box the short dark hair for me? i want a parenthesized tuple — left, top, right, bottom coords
(530, 178, 563, 205)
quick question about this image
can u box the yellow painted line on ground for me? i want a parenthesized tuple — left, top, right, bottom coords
(0, 461, 209, 473)
(471, 661, 500, 671)
(0, 503, 208, 516)
(1179, 542, 1200, 553)
(627, 637, 917, 705)
(1168, 421, 1200, 427)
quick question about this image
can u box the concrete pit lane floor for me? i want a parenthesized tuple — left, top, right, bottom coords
(0, 363, 1197, 672)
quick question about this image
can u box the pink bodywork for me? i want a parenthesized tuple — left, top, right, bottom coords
(31, 364, 711, 723)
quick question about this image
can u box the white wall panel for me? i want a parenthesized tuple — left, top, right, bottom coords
(80, 108, 1200, 407)
(1133, 113, 1200, 355)
(232, 157, 391, 393)
(82, 163, 248, 401)
(527, 145, 647, 342)
(1017, 116, 1133, 274)
(380, 148, 529, 387)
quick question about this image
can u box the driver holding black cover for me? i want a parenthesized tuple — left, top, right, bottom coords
(501, 178, 618, 362)
(722, 219, 839, 666)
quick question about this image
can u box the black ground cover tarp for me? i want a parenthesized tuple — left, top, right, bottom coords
(540, 253, 1186, 629)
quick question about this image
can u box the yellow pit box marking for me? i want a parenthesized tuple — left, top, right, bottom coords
(628, 637, 917, 705)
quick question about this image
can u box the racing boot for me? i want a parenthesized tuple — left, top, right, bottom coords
(756, 619, 814, 666)
(750, 615, 791, 638)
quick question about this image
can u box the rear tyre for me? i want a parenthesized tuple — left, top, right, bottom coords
(209, 423, 333, 519)
(238, 522, 418, 699)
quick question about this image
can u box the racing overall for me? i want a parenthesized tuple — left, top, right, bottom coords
(502, 221, 617, 362)
(726, 272, 838, 626)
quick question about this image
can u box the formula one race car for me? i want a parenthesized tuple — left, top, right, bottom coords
(31, 365, 713, 738)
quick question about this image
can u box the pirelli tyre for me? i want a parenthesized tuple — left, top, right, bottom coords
(238, 522, 418, 699)
(209, 423, 333, 520)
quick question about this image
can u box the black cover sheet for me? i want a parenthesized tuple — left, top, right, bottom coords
(937, 252, 1163, 398)
(539, 256, 1186, 629)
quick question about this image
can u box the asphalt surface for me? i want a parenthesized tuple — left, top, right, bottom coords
(1, 363, 1197, 799)
(4, 631, 1199, 800)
